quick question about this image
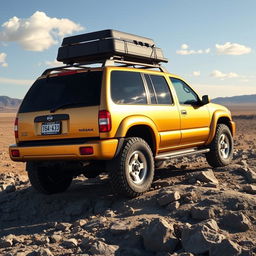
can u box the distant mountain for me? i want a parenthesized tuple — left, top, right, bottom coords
(0, 96, 22, 110)
(212, 94, 256, 104)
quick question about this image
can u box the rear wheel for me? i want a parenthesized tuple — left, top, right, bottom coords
(109, 137, 154, 198)
(27, 162, 73, 194)
(206, 124, 233, 167)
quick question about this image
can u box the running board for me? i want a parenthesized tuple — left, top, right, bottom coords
(155, 148, 210, 160)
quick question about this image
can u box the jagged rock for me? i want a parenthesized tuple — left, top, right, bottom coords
(37, 248, 54, 256)
(105, 209, 116, 217)
(195, 170, 219, 185)
(239, 162, 256, 183)
(243, 184, 256, 194)
(5, 184, 16, 193)
(89, 240, 118, 255)
(62, 238, 78, 248)
(55, 222, 72, 231)
(166, 201, 180, 211)
(0, 235, 14, 248)
(143, 218, 178, 252)
(158, 191, 181, 206)
(191, 206, 215, 220)
(221, 212, 251, 231)
(181, 219, 225, 254)
(210, 239, 241, 256)
(110, 222, 129, 235)
(73, 219, 87, 227)
(50, 234, 63, 243)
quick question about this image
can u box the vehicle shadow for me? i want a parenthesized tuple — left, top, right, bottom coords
(0, 166, 206, 237)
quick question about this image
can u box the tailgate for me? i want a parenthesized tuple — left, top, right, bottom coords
(17, 106, 99, 142)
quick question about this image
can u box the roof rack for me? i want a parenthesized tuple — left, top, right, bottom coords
(42, 56, 169, 76)
(57, 29, 168, 66)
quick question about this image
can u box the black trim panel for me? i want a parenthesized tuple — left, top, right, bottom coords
(34, 114, 70, 123)
(18, 137, 100, 147)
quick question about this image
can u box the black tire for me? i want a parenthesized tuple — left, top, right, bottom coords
(27, 162, 73, 194)
(109, 137, 154, 198)
(205, 124, 234, 167)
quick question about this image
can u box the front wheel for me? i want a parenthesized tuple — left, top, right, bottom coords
(109, 137, 154, 198)
(205, 124, 234, 167)
(27, 162, 73, 194)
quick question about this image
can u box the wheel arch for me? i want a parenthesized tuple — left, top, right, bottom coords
(206, 110, 235, 145)
(115, 115, 159, 155)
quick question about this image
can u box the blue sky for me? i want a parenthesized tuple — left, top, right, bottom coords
(0, 0, 256, 99)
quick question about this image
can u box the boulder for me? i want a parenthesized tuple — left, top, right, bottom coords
(143, 218, 178, 252)
(158, 191, 181, 206)
(62, 238, 78, 248)
(221, 212, 251, 232)
(191, 206, 215, 220)
(243, 184, 256, 194)
(181, 219, 225, 254)
(89, 240, 118, 255)
(196, 170, 219, 185)
(210, 239, 241, 256)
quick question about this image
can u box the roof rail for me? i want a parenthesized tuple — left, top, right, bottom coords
(41, 57, 169, 76)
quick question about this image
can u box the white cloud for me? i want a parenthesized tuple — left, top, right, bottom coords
(176, 44, 210, 55)
(215, 42, 251, 55)
(44, 59, 63, 67)
(211, 70, 239, 79)
(0, 77, 33, 85)
(0, 11, 84, 51)
(0, 52, 8, 67)
(192, 71, 200, 77)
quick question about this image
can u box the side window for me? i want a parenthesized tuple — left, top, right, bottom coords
(111, 71, 147, 104)
(149, 75, 173, 104)
(170, 78, 199, 105)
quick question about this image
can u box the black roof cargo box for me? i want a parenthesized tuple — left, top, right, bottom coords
(57, 29, 168, 65)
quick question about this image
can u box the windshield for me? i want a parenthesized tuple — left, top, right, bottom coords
(19, 71, 102, 113)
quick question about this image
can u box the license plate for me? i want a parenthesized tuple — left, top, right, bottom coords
(41, 121, 61, 135)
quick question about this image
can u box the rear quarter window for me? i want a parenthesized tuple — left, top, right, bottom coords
(111, 71, 147, 104)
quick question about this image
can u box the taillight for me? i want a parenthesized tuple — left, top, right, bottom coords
(14, 117, 18, 139)
(11, 149, 20, 157)
(98, 110, 111, 132)
(80, 147, 94, 155)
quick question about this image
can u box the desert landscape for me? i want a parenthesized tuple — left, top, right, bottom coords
(0, 109, 255, 256)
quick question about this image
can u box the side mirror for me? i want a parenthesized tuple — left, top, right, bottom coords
(201, 95, 210, 105)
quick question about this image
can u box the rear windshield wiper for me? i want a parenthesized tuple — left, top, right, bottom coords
(50, 102, 86, 113)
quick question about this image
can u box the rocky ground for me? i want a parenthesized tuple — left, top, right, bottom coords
(0, 114, 256, 256)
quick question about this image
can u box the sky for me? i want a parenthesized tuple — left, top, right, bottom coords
(0, 0, 256, 99)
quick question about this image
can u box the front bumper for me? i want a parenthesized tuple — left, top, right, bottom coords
(9, 139, 118, 162)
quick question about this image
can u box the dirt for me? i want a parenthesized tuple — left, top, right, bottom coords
(0, 112, 256, 256)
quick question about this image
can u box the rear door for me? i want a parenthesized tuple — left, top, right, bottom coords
(169, 77, 210, 146)
(17, 71, 102, 142)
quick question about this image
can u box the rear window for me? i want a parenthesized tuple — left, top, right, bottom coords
(19, 71, 102, 113)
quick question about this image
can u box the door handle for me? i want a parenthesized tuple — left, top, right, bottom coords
(181, 110, 187, 115)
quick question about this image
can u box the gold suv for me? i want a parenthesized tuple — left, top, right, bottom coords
(9, 30, 235, 197)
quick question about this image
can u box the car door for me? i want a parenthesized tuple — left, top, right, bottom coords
(169, 77, 210, 146)
(144, 74, 181, 151)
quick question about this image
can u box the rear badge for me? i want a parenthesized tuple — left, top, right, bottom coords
(79, 128, 94, 132)
(47, 115, 54, 121)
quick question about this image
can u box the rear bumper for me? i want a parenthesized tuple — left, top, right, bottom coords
(9, 139, 118, 162)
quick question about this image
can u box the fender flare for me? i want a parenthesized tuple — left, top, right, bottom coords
(115, 115, 160, 153)
(205, 110, 233, 145)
